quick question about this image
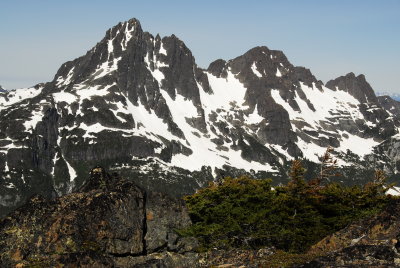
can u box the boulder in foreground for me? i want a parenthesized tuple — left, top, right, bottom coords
(0, 167, 199, 267)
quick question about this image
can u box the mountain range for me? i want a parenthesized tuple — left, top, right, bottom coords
(377, 92, 400, 101)
(1, 18, 400, 217)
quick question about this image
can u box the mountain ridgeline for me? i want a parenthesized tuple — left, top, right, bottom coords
(1, 18, 400, 217)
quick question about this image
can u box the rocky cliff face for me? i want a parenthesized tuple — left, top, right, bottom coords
(1, 18, 399, 217)
(326, 72, 378, 104)
(0, 167, 199, 267)
(326, 72, 397, 140)
(378, 95, 400, 121)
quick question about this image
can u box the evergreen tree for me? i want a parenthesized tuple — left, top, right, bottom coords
(316, 146, 340, 185)
(288, 160, 307, 196)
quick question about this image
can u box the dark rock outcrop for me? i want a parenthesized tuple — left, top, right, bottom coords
(326, 72, 378, 104)
(378, 95, 400, 120)
(0, 167, 199, 267)
(326, 72, 397, 139)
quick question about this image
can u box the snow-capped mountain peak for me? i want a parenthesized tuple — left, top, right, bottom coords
(1, 18, 400, 216)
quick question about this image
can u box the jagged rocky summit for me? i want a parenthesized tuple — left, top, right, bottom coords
(1, 18, 400, 216)
(0, 85, 6, 93)
(0, 167, 199, 267)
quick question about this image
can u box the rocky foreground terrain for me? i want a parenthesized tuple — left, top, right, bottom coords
(0, 167, 199, 267)
(300, 198, 400, 267)
(1, 167, 400, 267)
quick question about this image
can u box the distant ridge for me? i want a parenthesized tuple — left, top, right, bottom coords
(377, 92, 400, 101)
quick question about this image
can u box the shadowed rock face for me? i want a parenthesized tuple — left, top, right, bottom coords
(326, 72, 377, 104)
(326, 72, 397, 138)
(0, 167, 199, 267)
(378, 95, 400, 121)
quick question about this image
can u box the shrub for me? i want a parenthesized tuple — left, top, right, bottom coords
(181, 162, 393, 253)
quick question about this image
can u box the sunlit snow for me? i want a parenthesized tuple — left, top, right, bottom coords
(271, 83, 380, 160)
(65, 159, 77, 182)
(52, 91, 78, 104)
(203, 70, 247, 111)
(245, 104, 264, 124)
(251, 62, 263, 78)
(0, 86, 43, 111)
(24, 108, 43, 131)
(159, 43, 167, 56)
(122, 22, 135, 50)
(56, 67, 75, 86)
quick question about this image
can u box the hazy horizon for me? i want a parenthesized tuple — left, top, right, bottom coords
(1, 0, 399, 94)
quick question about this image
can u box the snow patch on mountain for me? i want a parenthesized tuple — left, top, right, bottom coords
(90, 31, 124, 80)
(23, 108, 44, 131)
(271, 83, 363, 129)
(65, 159, 77, 182)
(56, 67, 75, 86)
(338, 131, 379, 156)
(270, 144, 293, 160)
(75, 84, 113, 100)
(144, 52, 167, 85)
(245, 105, 265, 125)
(276, 68, 282, 77)
(204, 70, 247, 111)
(251, 62, 263, 78)
(52, 91, 77, 104)
(0, 86, 43, 111)
(159, 43, 167, 56)
(122, 93, 179, 141)
(122, 22, 135, 50)
(271, 82, 381, 162)
(93, 57, 121, 80)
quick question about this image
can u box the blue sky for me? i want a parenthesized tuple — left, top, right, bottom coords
(1, 0, 399, 93)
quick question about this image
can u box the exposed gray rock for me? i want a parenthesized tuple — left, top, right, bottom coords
(0, 167, 198, 267)
(145, 191, 193, 253)
(326, 72, 378, 103)
(378, 95, 400, 121)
